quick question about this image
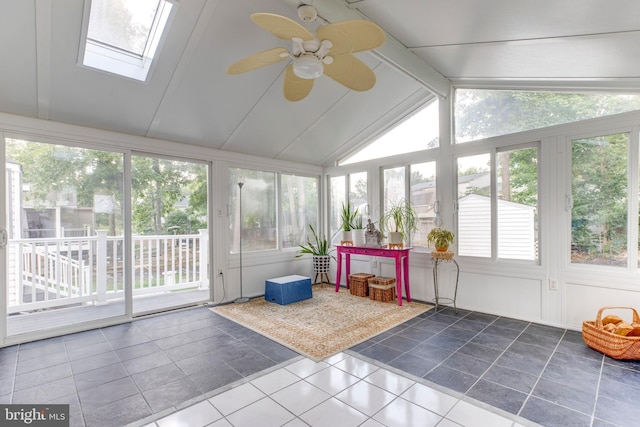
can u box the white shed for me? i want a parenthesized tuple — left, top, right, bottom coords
(458, 194, 536, 260)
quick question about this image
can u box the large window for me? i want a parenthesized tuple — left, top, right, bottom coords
(329, 173, 368, 241)
(341, 100, 439, 165)
(382, 163, 436, 248)
(457, 147, 539, 261)
(229, 168, 276, 253)
(383, 167, 405, 210)
(349, 172, 368, 220)
(410, 162, 436, 248)
(281, 174, 318, 249)
(571, 133, 628, 267)
(457, 154, 491, 257)
(497, 146, 539, 261)
(329, 176, 346, 240)
(455, 89, 640, 143)
(229, 168, 319, 253)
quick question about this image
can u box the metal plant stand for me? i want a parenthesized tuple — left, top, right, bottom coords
(431, 251, 460, 312)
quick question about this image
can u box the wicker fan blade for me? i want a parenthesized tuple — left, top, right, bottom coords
(283, 64, 314, 101)
(317, 20, 385, 55)
(226, 48, 289, 74)
(251, 13, 315, 41)
(323, 54, 376, 92)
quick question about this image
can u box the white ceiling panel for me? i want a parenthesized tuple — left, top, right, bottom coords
(278, 62, 428, 165)
(0, 1, 38, 117)
(355, 0, 640, 46)
(414, 31, 640, 80)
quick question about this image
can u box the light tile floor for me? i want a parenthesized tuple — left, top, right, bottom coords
(136, 353, 538, 427)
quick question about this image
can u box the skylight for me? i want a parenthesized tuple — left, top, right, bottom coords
(80, 0, 174, 82)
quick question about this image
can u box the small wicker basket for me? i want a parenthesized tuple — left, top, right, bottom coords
(348, 273, 374, 297)
(582, 306, 640, 360)
(368, 277, 396, 303)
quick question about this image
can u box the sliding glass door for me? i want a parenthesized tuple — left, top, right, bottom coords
(131, 154, 210, 315)
(4, 137, 126, 336)
(1, 139, 211, 340)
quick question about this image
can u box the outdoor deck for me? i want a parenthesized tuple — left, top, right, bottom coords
(6, 231, 211, 337)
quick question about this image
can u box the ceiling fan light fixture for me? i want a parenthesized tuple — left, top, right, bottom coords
(292, 53, 323, 79)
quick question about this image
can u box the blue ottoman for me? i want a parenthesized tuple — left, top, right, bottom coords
(265, 275, 312, 305)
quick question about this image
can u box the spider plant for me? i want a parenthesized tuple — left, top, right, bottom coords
(296, 224, 335, 259)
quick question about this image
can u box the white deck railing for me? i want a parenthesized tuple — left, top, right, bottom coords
(7, 230, 208, 314)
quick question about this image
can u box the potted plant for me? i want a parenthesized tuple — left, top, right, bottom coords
(427, 227, 455, 252)
(380, 199, 418, 248)
(296, 224, 335, 276)
(352, 214, 366, 246)
(340, 202, 358, 244)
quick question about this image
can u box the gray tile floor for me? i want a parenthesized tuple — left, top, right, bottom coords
(0, 304, 638, 427)
(351, 307, 640, 427)
(0, 307, 298, 427)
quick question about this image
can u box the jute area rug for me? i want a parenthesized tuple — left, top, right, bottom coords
(211, 285, 432, 361)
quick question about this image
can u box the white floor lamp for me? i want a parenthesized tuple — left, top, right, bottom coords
(234, 182, 249, 303)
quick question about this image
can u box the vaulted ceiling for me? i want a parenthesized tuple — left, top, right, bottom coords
(2, 0, 640, 166)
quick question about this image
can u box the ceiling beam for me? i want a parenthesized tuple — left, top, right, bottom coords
(280, 0, 451, 98)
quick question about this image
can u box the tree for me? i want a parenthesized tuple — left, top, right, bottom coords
(131, 157, 192, 235)
(6, 140, 125, 235)
(6, 139, 204, 237)
(501, 147, 538, 207)
(571, 134, 627, 260)
(455, 90, 640, 142)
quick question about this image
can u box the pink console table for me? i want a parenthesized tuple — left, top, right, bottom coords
(335, 245, 412, 306)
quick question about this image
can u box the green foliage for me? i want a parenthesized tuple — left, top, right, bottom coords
(571, 133, 628, 261)
(7, 139, 207, 237)
(186, 166, 208, 224)
(132, 157, 191, 235)
(340, 202, 358, 231)
(427, 228, 455, 248)
(6, 141, 126, 235)
(296, 224, 335, 258)
(502, 147, 538, 207)
(164, 210, 205, 234)
(455, 90, 640, 142)
(380, 199, 418, 242)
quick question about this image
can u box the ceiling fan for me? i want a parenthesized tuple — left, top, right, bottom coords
(226, 4, 385, 102)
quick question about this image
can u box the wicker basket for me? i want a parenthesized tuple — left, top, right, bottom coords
(348, 273, 374, 297)
(582, 306, 640, 360)
(368, 276, 396, 303)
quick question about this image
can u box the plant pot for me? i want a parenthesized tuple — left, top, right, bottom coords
(342, 230, 353, 245)
(435, 245, 449, 252)
(388, 231, 403, 248)
(313, 255, 331, 273)
(352, 229, 366, 247)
